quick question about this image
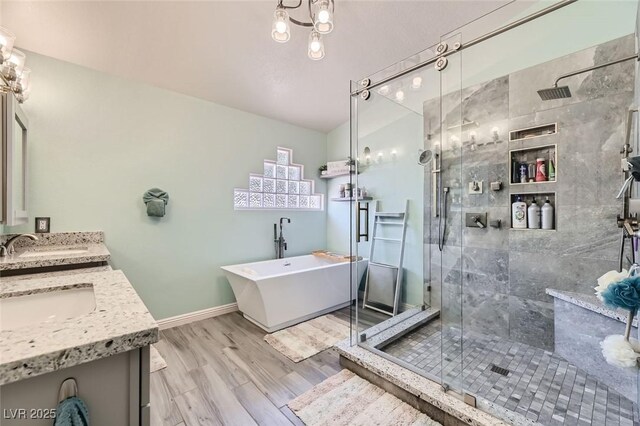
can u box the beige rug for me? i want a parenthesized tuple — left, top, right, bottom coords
(288, 369, 441, 426)
(264, 314, 350, 362)
(150, 344, 167, 373)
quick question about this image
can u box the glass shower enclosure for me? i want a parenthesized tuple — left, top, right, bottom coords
(349, 1, 640, 424)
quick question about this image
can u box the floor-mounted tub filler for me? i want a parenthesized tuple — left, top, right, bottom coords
(222, 254, 367, 332)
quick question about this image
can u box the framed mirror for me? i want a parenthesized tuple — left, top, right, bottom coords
(2, 92, 29, 226)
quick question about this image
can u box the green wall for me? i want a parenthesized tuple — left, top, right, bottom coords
(7, 52, 327, 320)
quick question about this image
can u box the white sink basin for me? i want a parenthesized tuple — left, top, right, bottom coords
(19, 247, 89, 258)
(0, 286, 96, 331)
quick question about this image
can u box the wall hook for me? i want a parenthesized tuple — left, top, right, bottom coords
(58, 378, 78, 403)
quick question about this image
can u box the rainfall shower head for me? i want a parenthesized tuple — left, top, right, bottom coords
(537, 85, 572, 101)
(418, 150, 434, 166)
(537, 53, 638, 101)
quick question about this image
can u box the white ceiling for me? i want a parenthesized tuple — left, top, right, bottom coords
(1, 1, 509, 133)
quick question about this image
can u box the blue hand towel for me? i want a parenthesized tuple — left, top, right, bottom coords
(54, 396, 90, 426)
(143, 188, 169, 218)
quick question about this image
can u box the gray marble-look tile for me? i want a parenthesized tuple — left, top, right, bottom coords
(462, 246, 509, 294)
(463, 290, 510, 338)
(509, 250, 618, 302)
(553, 298, 637, 401)
(508, 296, 554, 351)
(463, 206, 510, 251)
(509, 35, 635, 118)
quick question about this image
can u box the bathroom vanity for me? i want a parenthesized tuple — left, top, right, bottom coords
(0, 232, 158, 425)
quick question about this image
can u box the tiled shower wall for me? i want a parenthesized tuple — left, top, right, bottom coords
(425, 34, 635, 351)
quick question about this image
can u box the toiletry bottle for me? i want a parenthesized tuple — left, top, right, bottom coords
(535, 158, 547, 182)
(528, 163, 536, 183)
(512, 196, 527, 229)
(548, 157, 556, 181)
(512, 161, 519, 184)
(527, 197, 541, 229)
(541, 197, 554, 230)
(519, 163, 528, 183)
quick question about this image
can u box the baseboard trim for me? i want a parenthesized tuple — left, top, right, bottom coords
(157, 303, 239, 330)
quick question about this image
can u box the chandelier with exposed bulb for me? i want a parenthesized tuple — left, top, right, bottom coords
(271, 0, 334, 61)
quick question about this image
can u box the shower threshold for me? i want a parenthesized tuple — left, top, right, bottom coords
(380, 319, 639, 426)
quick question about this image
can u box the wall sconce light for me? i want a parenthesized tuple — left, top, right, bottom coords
(395, 89, 405, 103)
(0, 27, 15, 65)
(377, 85, 390, 96)
(376, 152, 384, 163)
(0, 27, 32, 103)
(391, 149, 397, 160)
(469, 131, 477, 151)
(491, 126, 500, 141)
(411, 76, 422, 90)
(364, 146, 371, 165)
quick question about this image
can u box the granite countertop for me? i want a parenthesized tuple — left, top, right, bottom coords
(546, 288, 638, 327)
(0, 270, 158, 385)
(1, 265, 113, 282)
(0, 231, 110, 271)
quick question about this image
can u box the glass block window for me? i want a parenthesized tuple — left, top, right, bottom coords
(249, 174, 263, 193)
(264, 161, 276, 178)
(288, 181, 299, 194)
(263, 178, 275, 193)
(234, 146, 323, 210)
(276, 180, 288, 194)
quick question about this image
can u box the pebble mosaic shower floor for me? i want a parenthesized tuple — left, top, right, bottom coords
(382, 320, 639, 426)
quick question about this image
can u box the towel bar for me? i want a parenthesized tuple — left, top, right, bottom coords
(58, 378, 78, 403)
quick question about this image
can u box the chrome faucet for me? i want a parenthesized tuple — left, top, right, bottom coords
(0, 233, 38, 257)
(274, 217, 290, 259)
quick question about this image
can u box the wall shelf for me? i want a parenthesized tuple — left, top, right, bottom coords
(330, 197, 373, 202)
(510, 191, 556, 231)
(509, 144, 557, 185)
(320, 171, 356, 179)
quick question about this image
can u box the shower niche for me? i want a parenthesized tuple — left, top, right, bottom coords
(510, 192, 556, 231)
(509, 144, 557, 185)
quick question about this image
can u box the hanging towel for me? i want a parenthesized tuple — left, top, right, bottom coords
(54, 396, 89, 426)
(143, 188, 169, 217)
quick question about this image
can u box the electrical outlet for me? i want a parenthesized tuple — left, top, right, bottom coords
(468, 181, 483, 194)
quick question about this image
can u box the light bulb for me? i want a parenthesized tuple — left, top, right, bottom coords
(0, 27, 15, 61)
(411, 76, 422, 89)
(271, 8, 290, 43)
(16, 67, 30, 93)
(275, 21, 287, 34)
(395, 90, 405, 102)
(377, 85, 390, 96)
(308, 31, 325, 60)
(313, 0, 334, 34)
(8, 49, 25, 74)
(318, 9, 330, 23)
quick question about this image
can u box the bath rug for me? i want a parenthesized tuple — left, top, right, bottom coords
(264, 314, 350, 362)
(288, 369, 441, 426)
(150, 344, 167, 373)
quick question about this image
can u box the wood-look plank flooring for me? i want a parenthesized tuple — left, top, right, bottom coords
(150, 306, 388, 426)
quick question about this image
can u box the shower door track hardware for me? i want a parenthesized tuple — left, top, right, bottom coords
(463, 393, 477, 408)
(350, 0, 578, 97)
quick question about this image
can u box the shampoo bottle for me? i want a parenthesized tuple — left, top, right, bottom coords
(527, 198, 541, 229)
(512, 196, 527, 229)
(541, 197, 554, 230)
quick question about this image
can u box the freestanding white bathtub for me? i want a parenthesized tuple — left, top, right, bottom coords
(221, 255, 368, 332)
